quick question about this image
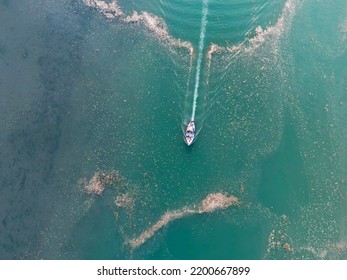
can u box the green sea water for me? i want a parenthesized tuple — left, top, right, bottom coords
(0, 0, 346, 259)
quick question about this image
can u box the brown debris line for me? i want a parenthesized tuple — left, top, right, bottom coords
(199, 193, 238, 213)
(128, 193, 238, 249)
(128, 208, 196, 249)
(83, 0, 193, 55)
(84, 171, 123, 195)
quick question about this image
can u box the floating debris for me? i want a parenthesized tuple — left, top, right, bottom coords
(84, 171, 123, 195)
(128, 193, 238, 249)
(115, 193, 135, 209)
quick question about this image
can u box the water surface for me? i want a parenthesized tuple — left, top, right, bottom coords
(0, 0, 346, 259)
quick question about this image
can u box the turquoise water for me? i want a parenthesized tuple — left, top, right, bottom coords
(0, 0, 346, 259)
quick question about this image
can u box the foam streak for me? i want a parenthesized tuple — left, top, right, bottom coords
(191, 0, 209, 121)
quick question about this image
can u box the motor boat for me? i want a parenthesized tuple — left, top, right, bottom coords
(184, 120, 195, 146)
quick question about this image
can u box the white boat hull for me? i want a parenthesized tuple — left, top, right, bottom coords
(185, 121, 195, 146)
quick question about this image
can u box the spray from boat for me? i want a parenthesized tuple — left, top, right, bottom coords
(184, 0, 209, 146)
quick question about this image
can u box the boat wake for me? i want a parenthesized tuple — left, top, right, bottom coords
(182, 0, 209, 145)
(83, 0, 300, 147)
(200, 0, 300, 131)
(191, 0, 209, 122)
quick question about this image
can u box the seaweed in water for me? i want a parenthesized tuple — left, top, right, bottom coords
(84, 171, 124, 195)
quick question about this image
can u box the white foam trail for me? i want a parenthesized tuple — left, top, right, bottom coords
(83, 0, 193, 55)
(341, 17, 347, 42)
(191, 0, 209, 121)
(128, 193, 238, 249)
